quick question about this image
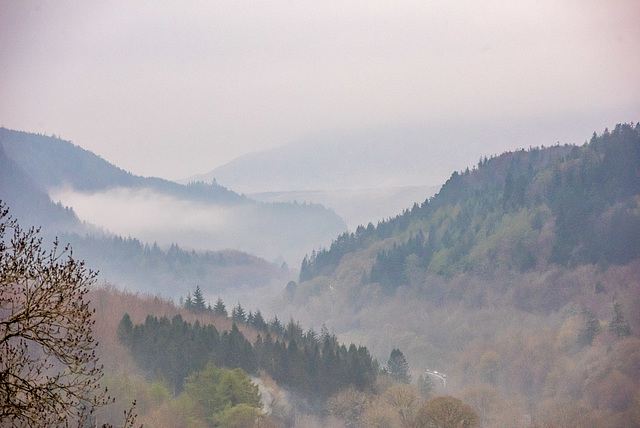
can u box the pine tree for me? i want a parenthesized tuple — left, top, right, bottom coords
(192, 285, 207, 312)
(232, 302, 247, 323)
(117, 313, 133, 346)
(270, 316, 284, 335)
(213, 297, 228, 317)
(184, 292, 193, 311)
(608, 300, 631, 338)
(388, 348, 411, 384)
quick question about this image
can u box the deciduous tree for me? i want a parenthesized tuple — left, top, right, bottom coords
(0, 202, 135, 427)
(415, 395, 479, 428)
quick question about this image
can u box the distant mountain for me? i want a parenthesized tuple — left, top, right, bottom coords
(0, 140, 81, 233)
(0, 128, 300, 298)
(183, 127, 476, 193)
(0, 128, 245, 203)
(0, 128, 347, 265)
(183, 123, 580, 194)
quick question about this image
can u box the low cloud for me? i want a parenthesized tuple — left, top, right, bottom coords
(52, 187, 248, 252)
(50, 187, 344, 265)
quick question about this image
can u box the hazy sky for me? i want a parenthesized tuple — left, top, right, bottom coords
(1, 1, 639, 180)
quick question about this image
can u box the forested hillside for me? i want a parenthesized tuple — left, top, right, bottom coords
(302, 123, 639, 290)
(62, 234, 290, 297)
(0, 127, 348, 264)
(0, 127, 243, 201)
(86, 286, 384, 427)
(0, 140, 82, 233)
(282, 123, 640, 426)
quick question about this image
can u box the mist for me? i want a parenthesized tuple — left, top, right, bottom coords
(51, 186, 345, 266)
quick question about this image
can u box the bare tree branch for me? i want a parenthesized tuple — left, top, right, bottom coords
(0, 201, 121, 427)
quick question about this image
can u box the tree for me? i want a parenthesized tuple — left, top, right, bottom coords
(326, 387, 369, 427)
(383, 383, 421, 427)
(191, 285, 207, 312)
(182, 363, 262, 425)
(232, 302, 247, 323)
(0, 202, 134, 426)
(213, 296, 228, 317)
(184, 292, 193, 311)
(415, 396, 479, 428)
(608, 300, 631, 338)
(117, 313, 133, 347)
(388, 348, 411, 384)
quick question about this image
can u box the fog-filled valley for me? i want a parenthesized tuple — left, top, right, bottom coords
(3, 2, 640, 426)
(2, 122, 640, 427)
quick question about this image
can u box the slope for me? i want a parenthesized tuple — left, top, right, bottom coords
(300, 123, 640, 288)
(276, 122, 640, 427)
(0, 128, 347, 264)
(0, 140, 82, 233)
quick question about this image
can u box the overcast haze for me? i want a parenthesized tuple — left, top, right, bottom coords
(1, 1, 639, 181)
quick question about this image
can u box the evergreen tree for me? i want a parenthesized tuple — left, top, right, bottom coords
(192, 285, 207, 312)
(608, 300, 631, 338)
(117, 313, 133, 346)
(577, 307, 601, 346)
(232, 302, 247, 324)
(251, 310, 268, 332)
(270, 316, 284, 335)
(184, 292, 193, 311)
(387, 348, 411, 384)
(213, 297, 228, 317)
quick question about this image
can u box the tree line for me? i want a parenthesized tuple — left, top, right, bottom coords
(117, 300, 378, 406)
(300, 123, 640, 301)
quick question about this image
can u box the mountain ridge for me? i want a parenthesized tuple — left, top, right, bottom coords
(0, 127, 348, 265)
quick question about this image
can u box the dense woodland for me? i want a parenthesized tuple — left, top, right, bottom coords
(3, 123, 640, 427)
(302, 123, 640, 286)
(61, 234, 289, 296)
(286, 123, 640, 426)
(0, 127, 347, 266)
(117, 300, 378, 406)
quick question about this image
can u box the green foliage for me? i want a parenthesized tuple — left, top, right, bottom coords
(221, 324, 258, 373)
(387, 348, 411, 384)
(191, 285, 207, 312)
(213, 403, 264, 428)
(119, 313, 222, 393)
(255, 327, 378, 403)
(117, 313, 133, 346)
(231, 302, 247, 323)
(119, 309, 377, 408)
(182, 363, 262, 426)
(299, 123, 640, 310)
